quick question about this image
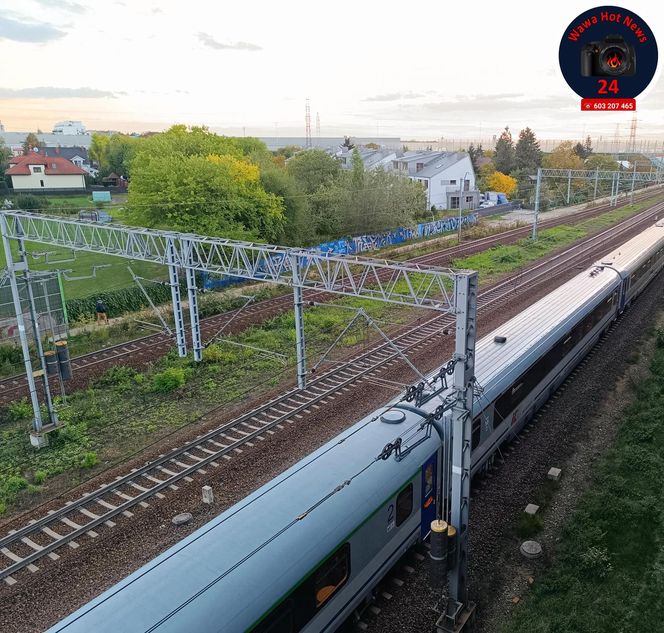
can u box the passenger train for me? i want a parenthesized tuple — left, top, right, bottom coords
(48, 221, 664, 633)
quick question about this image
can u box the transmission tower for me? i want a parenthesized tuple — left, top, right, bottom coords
(629, 113, 637, 153)
(316, 111, 320, 137)
(305, 98, 312, 148)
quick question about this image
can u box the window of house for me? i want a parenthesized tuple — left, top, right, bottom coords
(464, 180, 470, 191)
(40, 180, 44, 187)
(423, 180, 428, 189)
(32, 166, 42, 173)
(314, 544, 350, 608)
(449, 179, 457, 185)
(395, 484, 413, 527)
(416, 162, 424, 172)
(450, 196, 460, 209)
(466, 196, 474, 203)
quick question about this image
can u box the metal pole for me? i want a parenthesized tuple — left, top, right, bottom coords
(566, 169, 572, 205)
(593, 169, 599, 201)
(532, 168, 542, 241)
(18, 235, 58, 428)
(0, 215, 43, 432)
(630, 163, 637, 204)
(290, 253, 306, 390)
(614, 170, 621, 206)
(182, 240, 202, 362)
(440, 271, 478, 632)
(41, 278, 66, 402)
(166, 238, 187, 357)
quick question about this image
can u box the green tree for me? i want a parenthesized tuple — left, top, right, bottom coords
(275, 145, 301, 159)
(543, 141, 585, 170)
(574, 135, 594, 160)
(286, 149, 340, 194)
(514, 127, 542, 173)
(0, 137, 11, 175)
(467, 144, 484, 172)
(22, 132, 44, 155)
(128, 153, 285, 242)
(586, 154, 618, 170)
(476, 161, 496, 191)
(89, 133, 111, 173)
(106, 134, 139, 176)
(351, 148, 365, 190)
(494, 126, 515, 174)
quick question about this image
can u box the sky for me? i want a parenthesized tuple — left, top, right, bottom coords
(0, 0, 663, 142)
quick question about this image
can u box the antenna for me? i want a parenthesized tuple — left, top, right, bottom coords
(629, 113, 637, 153)
(305, 98, 312, 148)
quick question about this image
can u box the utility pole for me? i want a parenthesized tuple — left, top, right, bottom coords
(532, 167, 542, 240)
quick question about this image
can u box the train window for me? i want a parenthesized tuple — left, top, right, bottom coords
(314, 544, 350, 608)
(395, 484, 413, 527)
(252, 601, 293, 633)
(471, 417, 481, 449)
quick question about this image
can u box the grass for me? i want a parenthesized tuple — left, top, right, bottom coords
(0, 293, 410, 515)
(503, 327, 664, 633)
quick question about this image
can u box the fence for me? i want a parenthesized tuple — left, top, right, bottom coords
(0, 271, 68, 344)
(202, 212, 479, 290)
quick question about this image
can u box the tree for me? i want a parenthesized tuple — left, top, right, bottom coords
(486, 171, 518, 197)
(350, 148, 365, 190)
(573, 136, 594, 160)
(0, 137, 11, 174)
(543, 141, 585, 170)
(22, 132, 44, 155)
(467, 144, 484, 172)
(128, 153, 285, 242)
(342, 136, 355, 151)
(89, 133, 111, 173)
(106, 134, 139, 176)
(275, 145, 301, 159)
(494, 126, 515, 174)
(586, 154, 618, 170)
(514, 127, 542, 173)
(286, 149, 340, 194)
(476, 161, 496, 191)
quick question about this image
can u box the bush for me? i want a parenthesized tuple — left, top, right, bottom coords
(516, 512, 544, 538)
(81, 452, 98, 469)
(579, 545, 613, 579)
(15, 194, 49, 211)
(151, 367, 186, 393)
(5, 399, 33, 423)
(96, 365, 138, 387)
(33, 470, 47, 485)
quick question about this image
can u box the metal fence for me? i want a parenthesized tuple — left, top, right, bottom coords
(0, 271, 68, 344)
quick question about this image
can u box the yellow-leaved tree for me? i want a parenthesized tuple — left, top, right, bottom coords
(486, 171, 518, 197)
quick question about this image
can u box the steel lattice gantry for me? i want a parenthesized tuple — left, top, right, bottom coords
(0, 210, 478, 628)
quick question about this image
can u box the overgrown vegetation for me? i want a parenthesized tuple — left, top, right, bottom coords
(504, 326, 664, 633)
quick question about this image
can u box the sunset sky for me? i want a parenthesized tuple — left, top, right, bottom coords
(0, 0, 662, 140)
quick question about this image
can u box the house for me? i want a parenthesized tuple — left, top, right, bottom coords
(5, 154, 87, 191)
(391, 151, 479, 210)
(38, 147, 99, 178)
(337, 148, 397, 171)
(53, 120, 87, 135)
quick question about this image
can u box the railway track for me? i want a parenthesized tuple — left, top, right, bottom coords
(1, 187, 662, 406)
(1, 200, 662, 585)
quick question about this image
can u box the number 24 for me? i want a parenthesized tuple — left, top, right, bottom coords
(598, 79, 619, 95)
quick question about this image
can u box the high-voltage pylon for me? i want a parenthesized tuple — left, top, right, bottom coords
(305, 97, 312, 148)
(316, 111, 320, 137)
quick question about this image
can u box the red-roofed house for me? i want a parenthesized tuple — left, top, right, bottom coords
(5, 154, 87, 191)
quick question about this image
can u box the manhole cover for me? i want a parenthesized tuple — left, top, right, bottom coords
(520, 540, 543, 559)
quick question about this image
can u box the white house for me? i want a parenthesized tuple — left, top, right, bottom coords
(337, 148, 397, 171)
(53, 120, 87, 135)
(6, 154, 87, 190)
(391, 151, 478, 210)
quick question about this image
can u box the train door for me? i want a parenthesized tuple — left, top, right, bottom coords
(420, 452, 437, 539)
(619, 276, 630, 311)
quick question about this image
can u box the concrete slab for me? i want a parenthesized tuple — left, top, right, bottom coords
(524, 503, 540, 515)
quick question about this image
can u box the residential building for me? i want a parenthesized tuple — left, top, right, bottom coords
(39, 146, 98, 177)
(5, 154, 87, 191)
(337, 148, 397, 171)
(53, 120, 87, 135)
(391, 151, 478, 210)
(0, 131, 92, 155)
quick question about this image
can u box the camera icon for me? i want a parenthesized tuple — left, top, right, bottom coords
(581, 35, 636, 77)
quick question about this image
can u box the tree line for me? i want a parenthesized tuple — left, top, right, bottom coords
(469, 126, 630, 208)
(84, 126, 427, 246)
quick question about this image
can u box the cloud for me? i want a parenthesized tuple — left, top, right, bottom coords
(34, 0, 87, 13)
(363, 92, 425, 102)
(0, 15, 65, 42)
(197, 32, 262, 51)
(151, 7, 164, 14)
(0, 86, 117, 99)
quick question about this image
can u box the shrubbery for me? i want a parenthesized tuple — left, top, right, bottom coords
(151, 367, 186, 393)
